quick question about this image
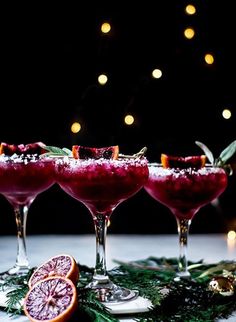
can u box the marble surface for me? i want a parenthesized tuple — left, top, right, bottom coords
(0, 234, 235, 321)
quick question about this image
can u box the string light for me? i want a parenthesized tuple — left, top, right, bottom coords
(183, 4, 218, 74)
(185, 4, 196, 15)
(98, 74, 108, 85)
(222, 109, 232, 119)
(227, 230, 236, 250)
(152, 68, 162, 79)
(204, 53, 214, 65)
(184, 27, 195, 39)
(124, 114, 135, 125)
(101, 22, 111, 34)
(228, 230, 236, 240)
(71, 122, 81, 133)
(69, 3, 229, 156)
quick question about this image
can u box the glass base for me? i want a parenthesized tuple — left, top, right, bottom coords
(0, 265, 30, 284)
(174, 270, 191, 282)
(86, 279, 139, 303)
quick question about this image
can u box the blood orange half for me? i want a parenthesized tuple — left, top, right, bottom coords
(0, 142, 47, 156)
(161, 153, 206, 169)
(24, 276, 78, 322)
(28, 254, 79, 289)
(72, 145, 119, 160)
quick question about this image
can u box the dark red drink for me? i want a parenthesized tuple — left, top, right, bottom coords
(0, 155, 55, 206)
(145, 164, 228, 220)
(56, 158, 149, 215)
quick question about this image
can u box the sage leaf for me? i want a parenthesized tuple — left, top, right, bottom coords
(62, 147, 72, 156)
(198, 262, 236, 279)
(43, 146, 69, 156)
(195, 141, 214, 164)
(218, 140, 236, 165)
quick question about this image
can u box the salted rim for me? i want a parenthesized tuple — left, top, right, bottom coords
(55, 156, 148, 167)
(0, 154, 53, 164)
(147, 163, 226, 176)
(148, 162, 220, 167)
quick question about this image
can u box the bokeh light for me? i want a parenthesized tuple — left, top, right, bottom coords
(124, 114, 135, 125)
(204, 53, 214, 64)
(152, 68, 162, 79)
(185, 4, 196, 15)
(228, 230, 236, 240)
(184, 28, 195, 39)
(71, 122, 81, 133)
(222, 109, 232, 119)
(98, 74, 108, 85)
(101, 22, 111, 34)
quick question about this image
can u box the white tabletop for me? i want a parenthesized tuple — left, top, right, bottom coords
(0, 234, 235, 321)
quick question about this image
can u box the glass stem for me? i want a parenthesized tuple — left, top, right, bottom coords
(14, 204, 30, 268)
(176, 218, 191, 275)
(93, 212, 110, 283)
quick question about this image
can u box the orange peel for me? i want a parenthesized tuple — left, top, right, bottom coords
(161, 153, 206, 169)
(72, 145, 119, 160)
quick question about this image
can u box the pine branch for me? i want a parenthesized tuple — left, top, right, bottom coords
(1, 258, 236, 322)
(5, 286, 28, 315)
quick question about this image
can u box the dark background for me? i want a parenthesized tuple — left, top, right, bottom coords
(0, 1, 235, 235)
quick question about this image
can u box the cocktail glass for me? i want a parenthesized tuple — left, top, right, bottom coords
(144, 162, 228, 280)
(55, 155, 149, 303)
(0, 150, 55, 280)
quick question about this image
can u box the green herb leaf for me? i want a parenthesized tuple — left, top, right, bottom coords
(119, 146, 147, 159)
(133, 146, 148, 158)
(195, 141, 214, 164)
(197, 262, 236, 279)
(42, 145, 71, 157)
(218, 140, 236, 165)
(195, 140, 236, 175)
(62, 147, 72, 155)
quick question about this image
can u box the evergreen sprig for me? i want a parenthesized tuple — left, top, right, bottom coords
(1, 258, 236, 322)
(4, 286, 28, 315)
(78, 289, 118, 322)
(0, 269, 33, 315)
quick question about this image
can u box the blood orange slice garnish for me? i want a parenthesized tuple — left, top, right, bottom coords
(0, 142, 47, 156)
(23, 276, 78, 322)
(28, 254, 79, 289)
(161, 153, 207, 169)
(72, 145, 119, 160)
